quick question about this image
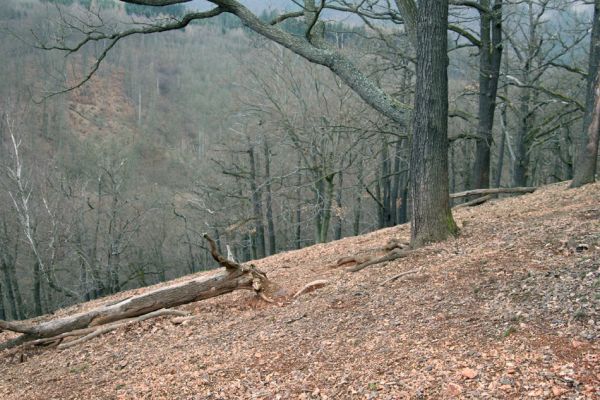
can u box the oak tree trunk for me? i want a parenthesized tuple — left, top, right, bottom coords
(410, 0, 458, 247)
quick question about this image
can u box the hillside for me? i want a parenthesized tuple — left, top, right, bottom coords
(0, 182, 598, 399)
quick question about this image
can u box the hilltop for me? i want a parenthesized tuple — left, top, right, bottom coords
(0, 182, 598, 399)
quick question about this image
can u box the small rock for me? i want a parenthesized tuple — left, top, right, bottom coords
(552, 386, 567, 397)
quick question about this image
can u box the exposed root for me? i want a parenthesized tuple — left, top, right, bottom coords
(258, 292, 275, 303)
(380, 268, 423, 286)
(383, 238, 410, 251)
(293, 280, 329, 298)
(347, 249, 413, 272)
(454, 194, 493, 208)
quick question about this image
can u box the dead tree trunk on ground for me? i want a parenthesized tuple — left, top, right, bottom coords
(0, 235, 279, 350)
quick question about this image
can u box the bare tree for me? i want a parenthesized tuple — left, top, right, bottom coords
(39, 0, 457, 247)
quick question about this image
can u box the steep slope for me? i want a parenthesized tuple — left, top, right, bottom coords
(0, 182, 598, 399)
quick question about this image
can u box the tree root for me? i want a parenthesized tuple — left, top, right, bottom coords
(293, 280, 329, 298)
(347, 248, 413, 272)
(379, 268, 423, 286)
(453, 194, 492, 208)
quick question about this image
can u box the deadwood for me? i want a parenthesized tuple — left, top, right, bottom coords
(450, 187, 536, 199)
(0, 234, 277, 349)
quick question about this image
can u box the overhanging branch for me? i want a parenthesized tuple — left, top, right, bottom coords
(39, 7, 224, 97)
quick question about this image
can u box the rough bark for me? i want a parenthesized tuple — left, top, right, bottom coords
(394, 0, 418, 48)
(513, 86, 532, 187)
(571, 1, 600, 187)
(410, 0, 458, 247)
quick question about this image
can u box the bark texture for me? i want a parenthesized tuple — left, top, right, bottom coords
(410, 0, 458, 247)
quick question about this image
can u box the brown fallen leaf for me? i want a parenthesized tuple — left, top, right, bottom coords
(447, 383, 463, 396)
(460, 368, 478, 379)
(552, 386, 567, 397)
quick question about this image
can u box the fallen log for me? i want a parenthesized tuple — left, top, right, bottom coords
(25, 309, 188, 349)
(450, 186, 536, 199)
(453, 194, 493, 208)
(0, 234, 278, 350)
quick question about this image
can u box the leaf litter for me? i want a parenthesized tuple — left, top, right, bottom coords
(0, 182, 598, 399)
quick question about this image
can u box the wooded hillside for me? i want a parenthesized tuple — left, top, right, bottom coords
(0, 0, 598, 398)
(0, 0, 595, 320)
(0, 182, 598, 398)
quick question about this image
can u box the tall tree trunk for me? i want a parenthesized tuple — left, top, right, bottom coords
(263, 140, 276, 255)
(375, 174, 384, 229)
(495, 51, 509, 188)
(353, 157, 364, 236)
(8, 260, 25, 319)
(0, 281, 5, 321)
(513, 88, 531, 186)
(295, 169, 303, 250)
(33, 261, 43, 316)
(470, 0, 503, 189)
(398, 169, 409, 224)
(334, 171, 343, 240)
(1, 260, 18, 320)
(410, 0, 457, 247)
(380, 138, 393, 227)
(495, 113, 506, 188)
(390, 139, 402, 225)
(318, 174, 335, 243)
(248, 145, 266, 258)
(571, 2, 600, 187)
(313, 174, 324, 243)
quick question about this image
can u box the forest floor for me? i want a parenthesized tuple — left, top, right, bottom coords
(0, 181, 599, 399)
